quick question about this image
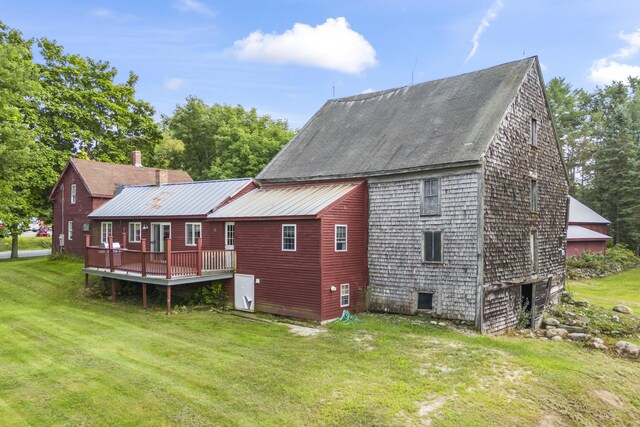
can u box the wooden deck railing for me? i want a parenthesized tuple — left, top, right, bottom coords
(85, 235, 235, 279)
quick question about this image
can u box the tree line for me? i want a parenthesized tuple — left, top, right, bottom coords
(547, 77, 640, 253)
(0, 21, 294, 255)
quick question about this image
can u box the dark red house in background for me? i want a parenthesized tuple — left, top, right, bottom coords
(209, 182, 368, 323)
(566, 196, 612, 257)
(50, 152, 191, 256)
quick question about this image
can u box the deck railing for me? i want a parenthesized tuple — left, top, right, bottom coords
(85, 235, 235, 279)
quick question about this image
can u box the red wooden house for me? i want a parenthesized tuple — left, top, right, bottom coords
(50, 152, 191, 256)
(209, 182, 368, 323)
(566, 196, 612, 257)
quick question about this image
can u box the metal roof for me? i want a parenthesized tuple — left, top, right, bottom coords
(208, 183, 360, 219)
(89, 179, 254, 218)
(568, 196, 610, 224)
(567, 225, 612, 241)
(258, 57, 537, 182)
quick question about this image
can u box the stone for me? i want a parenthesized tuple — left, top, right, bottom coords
(573, 300, 590, 308)
(567, 333, 590, 342)
(612, 315, 620, 323)
(543, 317, 560, 327)
(614, 341, 640, 359)
(613, 305, 633, 315)
(591, 337, 607, 349)
(557, 324, 587, 334)
(554, 328, 569, 339)
(546, 329, 559, 338)
(525, 332, 535, 339)
(437, 322, 447, 327)
(551, 335, 563, 342)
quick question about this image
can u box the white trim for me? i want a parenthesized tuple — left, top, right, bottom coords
(101, 222, 113, 245)
(282, 224, 296, 251)
(340, 283, 350, 307)
(150, 222, 171, 252)
(335, 224, 347, 252)
(67, 220, 73, 241)
(185, 222, 201, 246)
(128, 222, 141, 243)
(70, 184, 76, 205)
(225, 222, 235, 249)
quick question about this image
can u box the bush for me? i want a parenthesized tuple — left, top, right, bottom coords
(190, 282, 227, 308)
(567, 245, 640, 279)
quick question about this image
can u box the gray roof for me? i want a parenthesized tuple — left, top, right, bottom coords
(258, 57, 537, 182)
(568, 196, 610, 224)
(567, 225, 612, 241)
(89, 179, 254, 218)
(208, 183, 360, 219)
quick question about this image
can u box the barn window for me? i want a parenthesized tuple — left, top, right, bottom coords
(417, 292, 433, 310)
(422, 231, 442, 263)
(340, 284, 350, 307)
(70, 184, 76, 205)
(530, 179, 538, 212)
(421, 178, 440, 215)
(531, 118, 538, 146)
(335, 225, 347, 252)
(67, 220, 73, 241)
(282, 224, 296, 251)
(530, 231, 538, 272)
(101, 222, 112, 245)
(185, 223, 201, 246)
(128, 222, 141, 243)
(225, 222, 235, 249)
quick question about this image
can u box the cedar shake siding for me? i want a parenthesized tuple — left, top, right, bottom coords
(367, 171, 480, 321)
(481, 62, 568, 333)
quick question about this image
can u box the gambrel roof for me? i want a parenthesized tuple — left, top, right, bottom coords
(258, 57, 539, 182)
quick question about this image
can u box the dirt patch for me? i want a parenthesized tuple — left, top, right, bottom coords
(590, 389, 624, 409)
(354, 333, 375, 351)
(285, 324, 326, 337)
(538, 413, 568, 427)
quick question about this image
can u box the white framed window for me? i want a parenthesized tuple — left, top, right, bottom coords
(282, 224, 296, 251)
(531, 118, 538, 146)
(185, 223, 202, 246)
(225, 222, 235, 249)
(335, 225, 347, 252)
(421, 178, 440, 215)
(530, 230, 538, 273)
(128, 222, 141, 243)
(101, 222, 113, 245)
(530, 179, 538, 212)
(422, 231, 443, 263)
(67, 220, 73, 240)
(70, 184, 76, 204)
(340, 284, 350, 307)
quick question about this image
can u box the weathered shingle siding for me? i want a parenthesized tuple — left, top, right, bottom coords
(367, 171, 480, 321)
(482, 63, 568, 333)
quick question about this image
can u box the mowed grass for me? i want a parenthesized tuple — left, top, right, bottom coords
(0, 236, 52, 252)
(567, 268, 640, 311)
(1, 258, 639, 426)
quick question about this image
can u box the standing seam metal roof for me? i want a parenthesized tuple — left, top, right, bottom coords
(568, 196, 610, 224)
(208, 183, 360, 219)
(89, 179, 254, 218)
(567, 225, 612, 240)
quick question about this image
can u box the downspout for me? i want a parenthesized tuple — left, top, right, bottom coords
(476, 165, 485, 333)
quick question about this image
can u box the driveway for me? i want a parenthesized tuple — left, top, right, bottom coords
(0, 249, 52, 259)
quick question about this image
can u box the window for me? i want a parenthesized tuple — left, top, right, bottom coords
(417, 292, 433, 310)
(101, 222, 113, 245)
(225, 222, 235, 249)
(531, 118, 537, 146)
(335, 225, 347, 252)
(282, 224, 296, 251)
(421, 178, 440, 215)
(530, 231, 538, 272)
(67, 220, 73, 241)
(70, 184, 76, 204)
(185, 223, 202, 246)
(128, 222, 141, 243)
(530, 179, 538, 212)
(340, 284, 350, 307)
(422, 231, 442, 263)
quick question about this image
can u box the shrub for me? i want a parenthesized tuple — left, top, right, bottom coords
(190, 282, 227, 308)
(567, 245, 640, 279)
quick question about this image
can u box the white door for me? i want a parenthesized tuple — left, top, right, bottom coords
(151, 223, 171, 252)
(234, 274, 255, 312)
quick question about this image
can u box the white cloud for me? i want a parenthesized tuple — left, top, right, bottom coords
(227, 17, 377, 74)
(174, 0, 215, 16)
(88, 8, 136, 23)
(465, 0, 504, 64)
(360, 88, 375, 94)
(589, 28, 640, 84)
(164, 77, 186, 91)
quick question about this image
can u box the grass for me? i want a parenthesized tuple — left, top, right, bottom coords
(566, 268, 640, 311)
(0, 236, 52, 252)
(1, 258, 639, 426)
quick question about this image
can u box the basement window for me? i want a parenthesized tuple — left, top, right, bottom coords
(417, 292, 433, 310)
(422, 231, 443, 263)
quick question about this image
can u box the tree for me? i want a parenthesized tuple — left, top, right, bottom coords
(164, 97, 295, 180)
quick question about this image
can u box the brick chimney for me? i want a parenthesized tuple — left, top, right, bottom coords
(131, 150, 142, 167)
(155, 169, 168, 186)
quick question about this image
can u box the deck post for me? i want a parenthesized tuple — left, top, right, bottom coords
(111, 278, 116, 302)
(141, 239, 147, 277)
(196, 237, 202, 276)
(165, 238, 172, 279)
(166, 286, 171, 315)
(84, 235, 91, 268)
(121, 228, 127, 249)
(84, 274, 89, 289)
(142, 283, 147, 310)
(108, 235, 114, 272)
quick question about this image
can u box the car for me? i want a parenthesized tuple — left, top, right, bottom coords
(36, 229, 50, 237)
(29, 218, 41, 232)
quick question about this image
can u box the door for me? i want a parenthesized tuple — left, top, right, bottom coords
(234, 274, 255, 312)
(151, 223, 171, 252)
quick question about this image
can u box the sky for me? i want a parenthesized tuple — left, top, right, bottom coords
(2, 0, 640, 128)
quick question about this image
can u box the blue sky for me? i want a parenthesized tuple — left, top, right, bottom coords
(2, 1, 640, 128)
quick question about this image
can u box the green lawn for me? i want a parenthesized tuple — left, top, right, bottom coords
(566, 268, 640, 311)
(1, 258, 639, 426)
(0, 236, 52, 252)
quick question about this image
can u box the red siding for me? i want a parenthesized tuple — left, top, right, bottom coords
(320, 183, 368, 320)
(235, 220, 323, 321)
(567, 240, 608, 258)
